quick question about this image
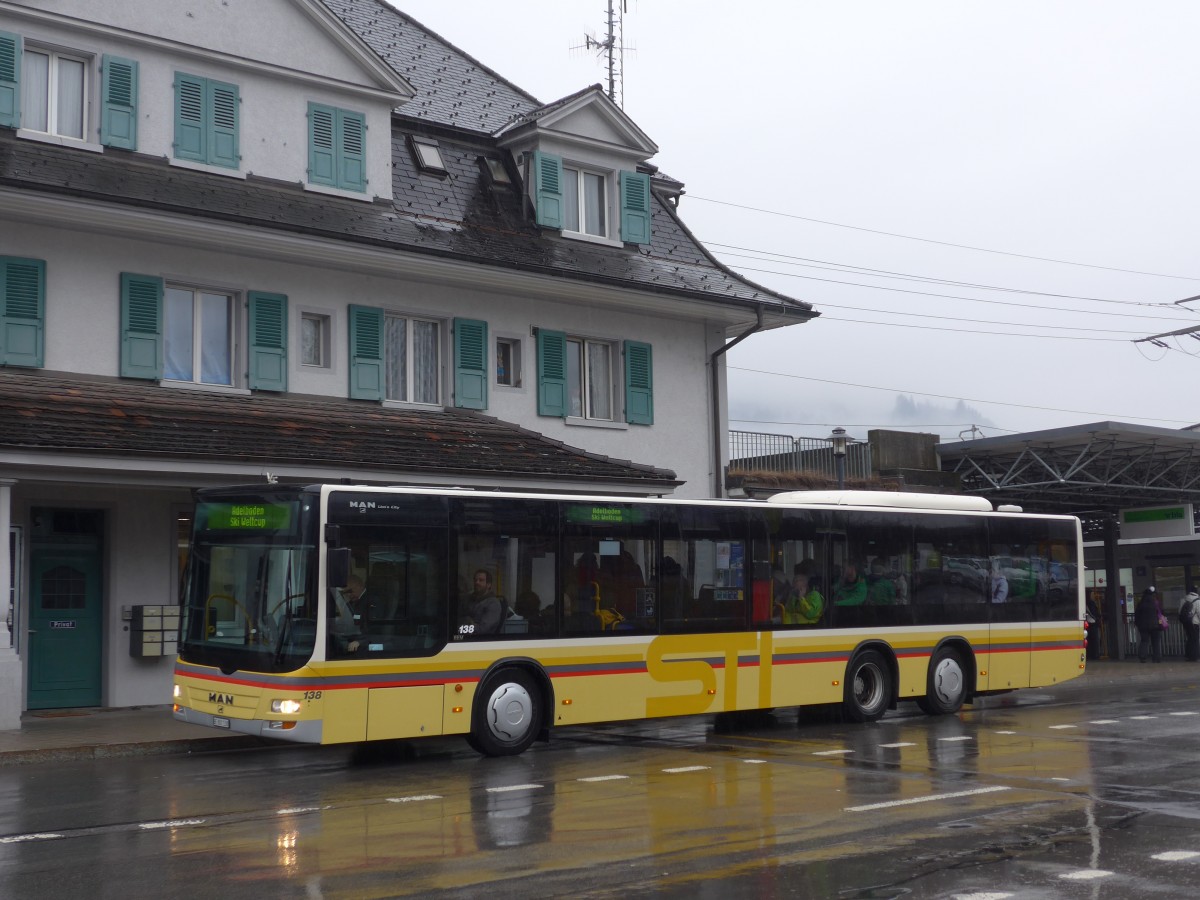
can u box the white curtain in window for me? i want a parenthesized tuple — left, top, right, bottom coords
(199, 292, 231, 385)
(57, 57, 84, 140)
(413, 320, 439, 404)
(567, 338, 583, 417)
(386, 316, 408, 401)
(163, 288, 194, 381)
(583, 173, 605, 236)
(301, 317, 321, 366)
(21, 51, 50, 133)
(587, 343, 612, 419)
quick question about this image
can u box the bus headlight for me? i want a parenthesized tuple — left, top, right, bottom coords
(271, 699, 302, 715)
(173, 684, 181, 700)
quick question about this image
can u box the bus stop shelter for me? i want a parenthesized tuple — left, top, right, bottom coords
(938, 422, 1200, 659)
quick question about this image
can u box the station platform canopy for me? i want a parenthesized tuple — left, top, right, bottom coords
(937, 422, 1200, 531)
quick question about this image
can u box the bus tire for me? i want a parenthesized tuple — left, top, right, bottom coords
(917, 647, 967, 715)
(843, 649, 891, 723)
(469, 667, 542, 757)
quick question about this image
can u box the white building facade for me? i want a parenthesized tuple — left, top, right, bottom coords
(0, 0, 813, 722)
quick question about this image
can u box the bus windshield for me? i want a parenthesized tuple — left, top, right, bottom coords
(179, 495, 318, 674)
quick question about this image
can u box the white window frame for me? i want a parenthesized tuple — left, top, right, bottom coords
(162, 284, 240, 387)
(300, 311, 332, 369)
(495, 335, 522, 388)
(562, 165, 610, 239)
(567, 336, 616, 422)
(18, 43, 99, 150)
(384, 312, 443, 405)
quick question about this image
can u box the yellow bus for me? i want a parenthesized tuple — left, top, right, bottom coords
(172, 485, 1086, 756)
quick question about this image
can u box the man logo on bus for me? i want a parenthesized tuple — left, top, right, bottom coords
(349, 500, 376, 511)
(208, 692, 234, 705)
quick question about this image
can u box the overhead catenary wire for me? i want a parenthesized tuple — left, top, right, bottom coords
(706, 246, 1200, 321)
(689, 195, 1200, 282)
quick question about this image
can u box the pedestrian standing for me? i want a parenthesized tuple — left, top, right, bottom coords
(1085, 593, 1102, 661)
(1180, 587, 1200, 662)
(1134, 586, 1165, 663)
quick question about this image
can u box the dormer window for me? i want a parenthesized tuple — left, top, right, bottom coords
(528, 151, 651, 246)
(411, 136, 446, 174)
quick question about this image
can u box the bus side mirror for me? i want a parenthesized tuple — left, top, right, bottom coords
(327, 547, 351, 589)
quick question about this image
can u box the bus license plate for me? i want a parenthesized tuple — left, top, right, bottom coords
(213, 716, 230, 729)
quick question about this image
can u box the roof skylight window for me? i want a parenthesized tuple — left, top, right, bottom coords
(410, 137, 447, 174)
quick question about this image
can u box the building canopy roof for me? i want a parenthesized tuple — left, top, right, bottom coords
(938, 422, 1200, 520)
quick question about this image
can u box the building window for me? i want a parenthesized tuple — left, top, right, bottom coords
(301, 312, 330, 368)
(22, 47, 87, 140)
(164, 286, 235, 385)
(385, 314, 440, 404)
(496, 337, 521, 387)
(567, 337, 613, 420)
(563, 167, 606, 237)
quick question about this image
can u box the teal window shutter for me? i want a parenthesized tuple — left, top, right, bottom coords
(619, 170, 652, 245)
(101, 55, 138, 150)
(308, 102, 336, 187)
(348, 304, 384, 400)
(0, 31, 19, 129)
(174, 72, 206, 162)
(532, 151, 563, 229)
(0, 256, 45, 368)
(624, 340, 653, 425)
(208, 79, 239, 168)
(309, 104, 365, 192)
(453, 318, 488, 410)
(119, 273, 163, 380)
(248, 291, 288, 392)
(338, 109, 366, 192)
(536, 328, 567, 417)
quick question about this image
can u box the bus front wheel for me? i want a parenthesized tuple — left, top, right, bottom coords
(843, 650, 891, 723)
(469, 667, 542, 757)
(917, 647, 967, 715)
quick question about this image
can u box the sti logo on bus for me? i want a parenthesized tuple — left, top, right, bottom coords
(208, 692, 234, 705)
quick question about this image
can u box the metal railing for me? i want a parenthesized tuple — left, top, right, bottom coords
(728, 430, 873, 481)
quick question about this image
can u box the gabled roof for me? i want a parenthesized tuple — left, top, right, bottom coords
(318, 0, 540, 131)
(494, 84, 659, 158)
(0, 371, 679, 492)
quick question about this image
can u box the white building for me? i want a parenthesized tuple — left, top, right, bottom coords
(0, 0, 813, 722)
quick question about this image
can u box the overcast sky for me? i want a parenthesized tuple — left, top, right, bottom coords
(391, 1, 1200, 445)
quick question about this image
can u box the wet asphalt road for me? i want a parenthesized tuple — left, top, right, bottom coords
(0, 671, 1198, 899)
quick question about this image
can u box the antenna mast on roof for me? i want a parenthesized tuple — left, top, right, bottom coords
(578, 0, 630, 107)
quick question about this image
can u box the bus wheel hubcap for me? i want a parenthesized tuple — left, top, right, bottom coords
(932, 658, 963, 704)
(486, 683, 532, 742)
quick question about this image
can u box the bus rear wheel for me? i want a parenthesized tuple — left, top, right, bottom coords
(917, 647, 967, 715)
(469, 667, 542, 757)
(843, 650, 891, 723)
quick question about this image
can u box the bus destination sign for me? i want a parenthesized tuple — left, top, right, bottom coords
(200, 502, 293, 532)
(566, 505, 645, 526)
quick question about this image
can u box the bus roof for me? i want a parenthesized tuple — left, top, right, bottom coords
(766, 490, 995, 512)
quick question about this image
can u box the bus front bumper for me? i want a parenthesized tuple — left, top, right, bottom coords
(173, 706, 323, 744)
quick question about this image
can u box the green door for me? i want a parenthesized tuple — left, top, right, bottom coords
(27, 548, 103, 709)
